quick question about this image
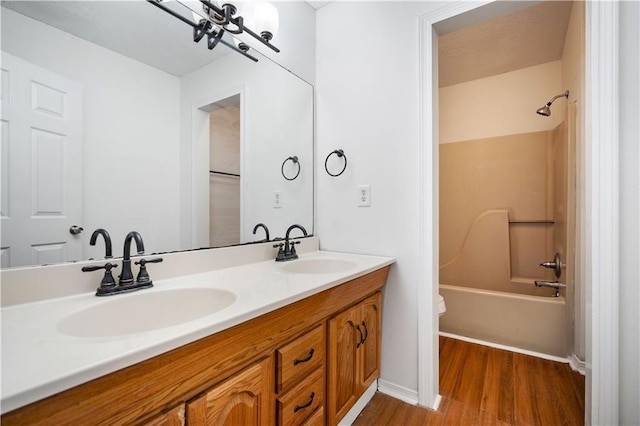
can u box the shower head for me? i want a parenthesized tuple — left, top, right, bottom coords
(536, 90, 569, 117)
(536, 105, 551, 116)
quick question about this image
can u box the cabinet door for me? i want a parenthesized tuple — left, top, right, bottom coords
(358, 292, 381, 392)
(187, 357, 273, 425)
(327, 306, 360, 426)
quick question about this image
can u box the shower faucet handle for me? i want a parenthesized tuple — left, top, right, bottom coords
(540, 252, 562, 279)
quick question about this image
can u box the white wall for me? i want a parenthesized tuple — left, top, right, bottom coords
(316, 1, 444, 395)
(439, 61, 563, 144)
(1, 8, 181, 259)
(618, 2, 640, 423)
(180, 46, 314, 248)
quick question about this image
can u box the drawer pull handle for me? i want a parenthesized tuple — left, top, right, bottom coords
(294, 392, 315, 413)
(361, 320, 369, 344)
(293, 348, 315, 366)
(356, 325, 364, 348)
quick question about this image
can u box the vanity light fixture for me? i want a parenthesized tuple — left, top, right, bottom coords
(147, 0, 280, 62)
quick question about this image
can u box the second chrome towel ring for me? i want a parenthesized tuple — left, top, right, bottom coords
(325, 149, 347, 177)
(281, 156, 301, 181)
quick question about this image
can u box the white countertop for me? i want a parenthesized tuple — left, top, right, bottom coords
(0, 250, 394, 414)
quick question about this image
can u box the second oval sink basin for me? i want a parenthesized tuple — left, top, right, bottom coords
(57, 288, 236, 338)
(279, 258, 357, 274)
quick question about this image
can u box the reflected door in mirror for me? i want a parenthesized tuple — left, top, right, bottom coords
(0, 52, 83, 268)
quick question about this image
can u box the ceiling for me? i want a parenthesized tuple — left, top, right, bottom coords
(1, 0, 235, 77)
(438, 1, 574, 88)
(3, 1, 572, 83)
(305, 1, 332, 10)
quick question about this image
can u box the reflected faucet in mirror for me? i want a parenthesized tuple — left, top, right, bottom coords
(89, 229, 113, 259)
(252, 223, 270, 242)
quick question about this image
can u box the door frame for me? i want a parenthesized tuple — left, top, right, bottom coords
(417, 2, 620, 424)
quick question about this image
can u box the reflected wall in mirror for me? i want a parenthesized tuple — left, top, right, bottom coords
(0, 1, 314, 269)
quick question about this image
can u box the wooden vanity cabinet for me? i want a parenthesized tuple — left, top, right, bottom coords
(327, 292, 382, 425)
(1, 266, 389, 426)
(187, 357, 274, 425)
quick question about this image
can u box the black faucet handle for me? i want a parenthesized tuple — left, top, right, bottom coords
(82, 262, 118, 288)
(290, 240, 301, 257)
(273, 243, 286, 261)
(135, 257, 163, 266)
(134, 257, 163, 284)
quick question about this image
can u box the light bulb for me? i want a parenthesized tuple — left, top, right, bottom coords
(253, 2, 279, 41)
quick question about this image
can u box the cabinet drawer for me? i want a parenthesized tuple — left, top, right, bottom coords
(276, 325, 325, 392)
(277, 369, 324, 426)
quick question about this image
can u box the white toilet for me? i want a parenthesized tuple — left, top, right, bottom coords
(438, 294, 446, 316)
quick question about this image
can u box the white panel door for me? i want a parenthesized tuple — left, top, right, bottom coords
(0, 52, 83, 268)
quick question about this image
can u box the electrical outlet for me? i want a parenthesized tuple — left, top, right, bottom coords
(358, 185, 371, 207)
(273, 190, 283, 208)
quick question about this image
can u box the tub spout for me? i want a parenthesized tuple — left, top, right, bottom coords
(534, 280, 566, 289)
(535, 280, 566, 297)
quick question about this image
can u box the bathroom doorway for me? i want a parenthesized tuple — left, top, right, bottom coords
(436, 1, 581, 362)
(419, 1, 620, 423)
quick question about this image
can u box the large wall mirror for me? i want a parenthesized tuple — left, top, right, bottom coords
(0, 1, 314, 268)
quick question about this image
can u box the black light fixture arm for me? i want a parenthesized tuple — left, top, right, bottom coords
(198, 0, 280, 53)
(146, 0, 258, 62)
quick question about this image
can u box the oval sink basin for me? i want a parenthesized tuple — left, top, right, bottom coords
(279, 259, 357, 274)
(57, 288, 236, 338)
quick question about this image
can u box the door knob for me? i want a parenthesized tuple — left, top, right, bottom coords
(69, 225, 84, 235)
(540, 252, 562, 279)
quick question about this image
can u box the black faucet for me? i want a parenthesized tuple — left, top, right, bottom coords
(83, 231, 162, 296)
(274, 224, 308, 261)
(252, 223, 270, 242)
(120, 231, 145, 285)
(89, 228, 112, 258)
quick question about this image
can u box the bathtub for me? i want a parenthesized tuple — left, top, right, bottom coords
(439, 284, 569, 357)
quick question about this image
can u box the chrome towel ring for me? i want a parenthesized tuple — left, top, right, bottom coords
(325, 149, 347, 177)
(281, 156, 301, 181)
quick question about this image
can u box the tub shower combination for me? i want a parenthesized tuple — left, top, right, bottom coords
(439, 96, 573, 358)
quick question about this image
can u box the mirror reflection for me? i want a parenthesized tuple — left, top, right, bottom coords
(0, 1, 314, 268)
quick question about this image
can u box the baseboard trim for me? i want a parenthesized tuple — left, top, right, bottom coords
(338, 380, 378, 426)
(431, 394, 443, 411)
(377, 379, 443, 411)
(569, 353, 586, 375)
(377, 379, 419, 406)
(439, 332, 570, 364)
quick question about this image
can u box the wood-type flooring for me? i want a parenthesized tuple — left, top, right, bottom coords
(353, 336, 585, 425)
